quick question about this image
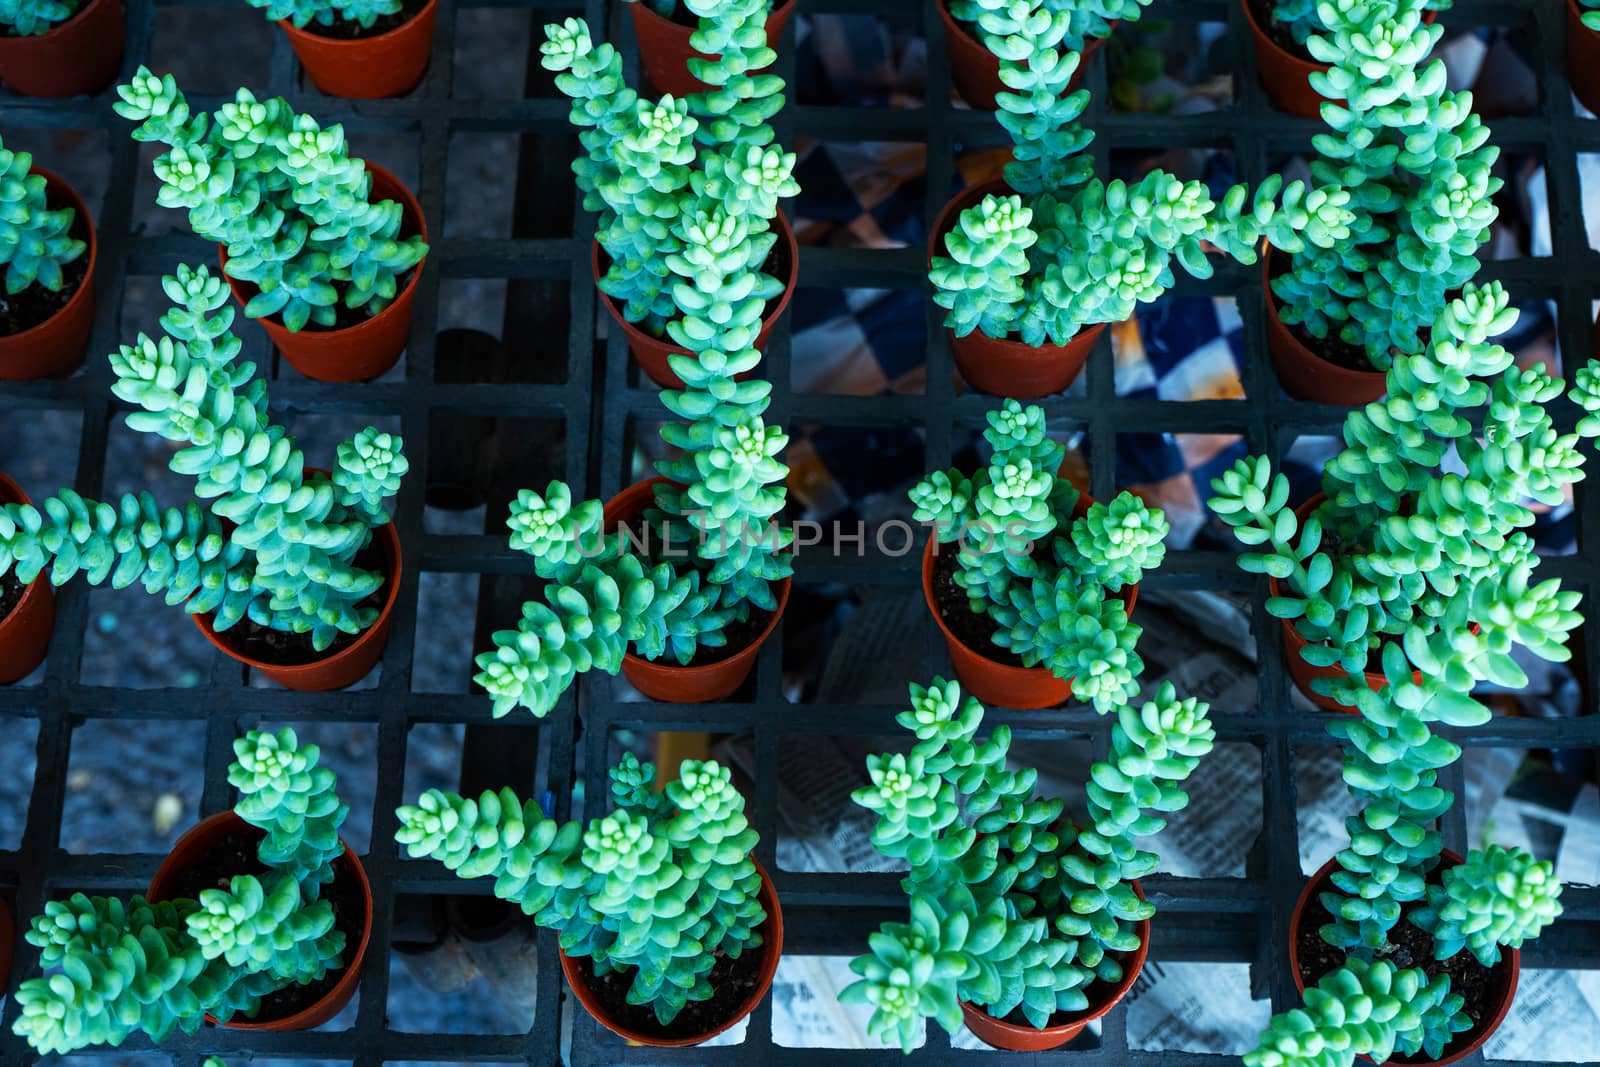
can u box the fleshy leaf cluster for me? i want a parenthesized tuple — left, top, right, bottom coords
(0, 134, 86, 295)
(0, 0, 79, 35)
(246, 0, 403, 30)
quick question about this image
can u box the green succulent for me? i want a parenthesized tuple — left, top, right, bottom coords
(1585, 0, 1600, 33)
(951, 0, 1150, 82)
(114, 68, 428, 332)
(911, 400, 1165, 711)
(11, 731, 350, 1054)
(0, 0, 78, 34)
(0, 135, 86, 295)
(842, 677, 1213, 1052)
(1412, 845, 1563, 968)
(0, 266, 405, 649)
(396, 755, 767, 1026)
(1272, 0, 1495, 368)
(1270, 0, 1449, 47)
(230, 727, 350, 890)
(246, 0, 403, 30)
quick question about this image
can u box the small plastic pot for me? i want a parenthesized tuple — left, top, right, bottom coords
(220, 163, 427, 382)
(149, 811, 373, 1031)
(921, 491, 1137, 710)
(929, 177, 1101, 398)
(0, 473, 55, 684)
(0, 0, 124, 98)
(192, 518, 402, 691)
(0, 168, 96, 381)
(604, 478, 790, 703)
(1263, 248, 1386, 406)
(1572, 0, 1600, 116)
(561, 857, 782, 1046)
(960, 881, 1148, 1051)
(1291, 852, 1518, 1067)
(627, 0, 795, 99)
(936, 0, 1109, 110)
(1242, 0, 1436, 118)
(593, 210, 798, 390)
(280, 0, 437, 99)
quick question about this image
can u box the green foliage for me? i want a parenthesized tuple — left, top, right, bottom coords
(114, 68, 428, 332)
(0, 135, 86, 295)
(0, 265, 406, 648)
(1586, 0, 1600, 34)
(911, 400, 1166, 711)
(841, 677, 1212, 1051)
(396, 755, 767, 1026)
(11, 732, 349, 1054)
(230, 727, 350, 891)
(1413, 845, 1563, 968)
(1271, 0, 1495, 367)
(1270, 0, 1450, 47)
(0, 0, 77, 34)
(246, 0, 403, 30)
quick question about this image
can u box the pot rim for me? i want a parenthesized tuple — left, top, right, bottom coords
(0, 167, 96, 351)
(278, 0, 438, 47)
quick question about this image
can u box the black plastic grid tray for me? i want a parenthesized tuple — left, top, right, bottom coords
(0, 0, 1597, 1063)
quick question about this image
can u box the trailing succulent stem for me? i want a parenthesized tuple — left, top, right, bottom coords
(0, 264, 406, 648)
(246, 0, 403, 31)
(0, 135, 86, 296)
(950, 0, 1152, 95)
(1270, 0, 1450, 48)
(842, 677, 1213, 1052)
(911, 399, 1167, 711)
(396, 754, 766, 1025)
(12, 731, 348, 1054)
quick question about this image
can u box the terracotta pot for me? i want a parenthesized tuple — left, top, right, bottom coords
(1571, 0, 1600, 116)
(961, 880, 1148, 1050)
(149, 811, 373, 1031)
(1291, 852, 1519, 1066)
(928, 177, 1100, 397)
(937, 0, 1110, 110)
(1263, 248, 1386, 405)
(562, 857, 781, 1045)
(0, 0, 124, 98)
(192, 517, 402, 691)
(0, 168, 96, 381)
(921, 491, 1138, 710)
(603, 478, 790, 702)
(220, 163, 427, 382)
(627, 0, 795, 99)
(280, 0, 437, 99)
(0, 473, 55, 684)
(594, 210, 798, 390)
(1243, 0, 1436, 119)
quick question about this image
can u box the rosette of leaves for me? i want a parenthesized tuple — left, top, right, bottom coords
(0, 0, 79, 34)
(396, 754, 767, 1025)
(246, 0, 403, 30)
(910, 399, 1167, 711)
(0, 264, 406, 649)
(1269, 0, 1449, 48)
(950, 0, 1150, 66)
(113, 68, 428, 332)
(1272, 0, 1497, 369)
(840, 676, 1214, 1052)
(930, 0, 1356, 346)
(0, 135, 86, 296)
(11, 730, 348, 1054)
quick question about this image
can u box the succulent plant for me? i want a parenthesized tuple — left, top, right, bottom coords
(949, 0, 1150, 69)
(0, 265, 405, 649)
(246, 0, 403, 30)
(841, 677, 1213, 1051)
(1585, 0, 1600, 32)
(1412, 845, 1563, 968)
(1271, 0, 1496, 370)
(0, 135, 86, 297)
(113, 68, 428, 333)
(1270, 0, 1450, 47)
(910, 399, 1166, 711)
(397, 754, 767, 1025)
(11, 730, 349, 1054)
(930, 0, 1356, 347)
(0, 0, 79, 35)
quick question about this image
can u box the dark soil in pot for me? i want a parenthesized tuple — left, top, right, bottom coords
(1269, 256, 1378, 374)
(301, 0, 428, 38)
(931, 548, 1023, 668)
(569, 939, 769, 1041)
(158, 825, 364, 1024)
(1296, 889, 1495, 1060)
(0, 199, 90, 337)
(213, 539, 386, 667)
(0, 572, 25, 623)
(1246, 0, 1315, 62)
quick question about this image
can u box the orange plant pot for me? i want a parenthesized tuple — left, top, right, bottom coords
(1263, 248, 1387, 406)
(0, 168, 96, 381)
(149, 811, 373, 1031)
(604, 479, 790, 702)
(921, 492, 1137, 710)
(626, 0, 795, 99)
(0, 473, 55, 684)
(192, 519, 402, 691)
(936, 0, 1110, 110)
(561, 857, 782, 1046)
(0, 0, 124, 98)
(1242, 0, 1436, 118)
(281, 0, 437, 99)
(960, 881, 1148, 1050)
(928, 177, 1102, 398)
(1291, 853, 1519, 1067)
(594, 210, 798, 390)
(221, 163, 427, 383)
(1571, 0, 1600, 116)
